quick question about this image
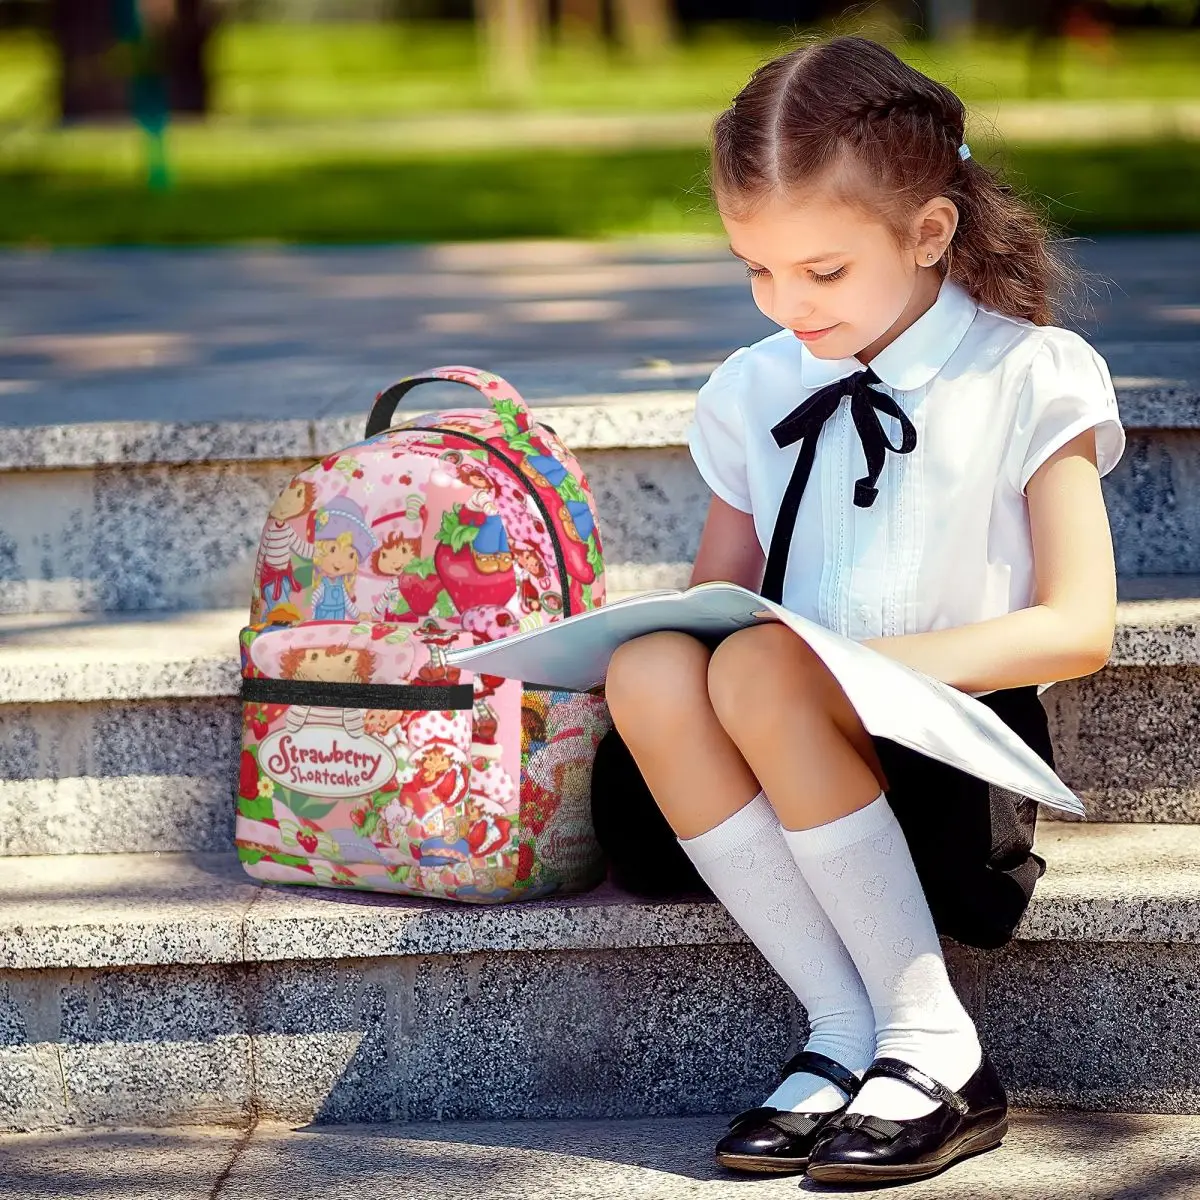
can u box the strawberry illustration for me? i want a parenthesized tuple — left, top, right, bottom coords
(516, 842, 534, 881)
(238, 752, 260, 800)
(434, 507, 515, 611)
(398, 555, 446, 616)
(296, 829, 319, 854)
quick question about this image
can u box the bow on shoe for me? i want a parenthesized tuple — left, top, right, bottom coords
(726, 1107, 821, 1138)
(761, 367, 917, 603)
(820, 1109, 906, 1143)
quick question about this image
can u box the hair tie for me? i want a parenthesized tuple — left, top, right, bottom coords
(958, 142, 971, 161)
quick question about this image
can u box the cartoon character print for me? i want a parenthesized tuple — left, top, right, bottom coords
(414, 617, 463, 684)
(280, 643, 376, 737)
(461, 603, 520, 644)
(311, 497, 375, 622)
(455, 460, 514, 575)
(368, 491, 451, 621)
(434, 469, 517, 613)
(254, 478, 317, 623)
(513, 542, 551, 615)
(516, 438, 600, 609)
(372, 525, 444, 619)
(465, 754, 516, 858)
(492, 472, 556, 609)
(470, 671, 505, 744)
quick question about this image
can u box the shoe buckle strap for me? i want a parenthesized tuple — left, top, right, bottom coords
(823, 1110, 905, 1142)
(861, 1057, 970, 1115)
(777, 1049, 861, 1099)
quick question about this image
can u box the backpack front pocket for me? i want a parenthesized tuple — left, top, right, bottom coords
(236, 621, 482, 891)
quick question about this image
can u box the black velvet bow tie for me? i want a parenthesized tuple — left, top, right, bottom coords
(760, 367, 918, 604)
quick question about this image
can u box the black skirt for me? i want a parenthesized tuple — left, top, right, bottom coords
(590, 683, 1052, 952)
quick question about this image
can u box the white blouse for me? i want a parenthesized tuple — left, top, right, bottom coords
(686, 279, 1126, 699)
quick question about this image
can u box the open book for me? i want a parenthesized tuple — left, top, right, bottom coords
(445, 582, 1084, 818)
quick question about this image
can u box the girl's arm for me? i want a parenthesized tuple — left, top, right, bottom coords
(688, 496, 764, 591)
(863, 430, 1115, 692)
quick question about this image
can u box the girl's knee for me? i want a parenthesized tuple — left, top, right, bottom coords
(708, 623, 816, 726)
(606, 631, 711, 728)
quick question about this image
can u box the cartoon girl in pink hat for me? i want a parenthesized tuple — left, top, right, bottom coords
(311, 496, 375, 622)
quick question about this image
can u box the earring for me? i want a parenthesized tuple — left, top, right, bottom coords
(926, 251, 936, 262)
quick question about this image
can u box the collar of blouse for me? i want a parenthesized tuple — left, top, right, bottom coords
(797, 278, 979, 395)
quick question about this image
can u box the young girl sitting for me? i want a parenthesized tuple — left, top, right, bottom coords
(604, 34, 1125, 1188)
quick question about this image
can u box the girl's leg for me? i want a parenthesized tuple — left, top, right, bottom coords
(707, 624, 982, 1122)
(605, 632, 875, 1112)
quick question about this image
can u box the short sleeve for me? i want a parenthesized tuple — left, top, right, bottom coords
(1010, 330, 1126, 496)
(685, 346, 753, 513)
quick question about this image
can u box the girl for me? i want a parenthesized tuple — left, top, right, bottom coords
(603, 35, 1125, 1187)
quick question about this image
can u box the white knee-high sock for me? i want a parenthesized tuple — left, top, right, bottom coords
(677, 792, 876, 1114)
(781, 792, 982, 1121)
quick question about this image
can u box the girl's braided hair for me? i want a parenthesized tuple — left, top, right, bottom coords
(712, 36, 1071, 325)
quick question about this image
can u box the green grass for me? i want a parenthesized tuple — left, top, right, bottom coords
(2, 21, 1198, 245)
(2, 138, 1198, 247)
(3, 22, 1200, 125)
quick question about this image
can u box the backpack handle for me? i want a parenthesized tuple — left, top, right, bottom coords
(365, 365, 531, 439)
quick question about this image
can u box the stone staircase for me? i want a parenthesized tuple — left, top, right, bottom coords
(2, 238, 1200, 1192)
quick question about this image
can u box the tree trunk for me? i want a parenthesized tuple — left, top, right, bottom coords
(164, 0, 217, 116)
(51, 0, 216, 123)
(52, 0, 125, 121)
(476, 0, 545, 98)
(558, 0, 604, 47)
(611, 0, 677, 61)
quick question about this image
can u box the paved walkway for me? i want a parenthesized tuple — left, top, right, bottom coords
(0, 234, 1196, 429)
(3, 1109, 1200, 1199)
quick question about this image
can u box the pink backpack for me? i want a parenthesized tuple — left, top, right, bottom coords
(235, 367, 612, 903)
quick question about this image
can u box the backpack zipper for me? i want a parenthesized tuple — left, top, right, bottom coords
(423, 425, 575, 618)
(242, 678, 473, 709)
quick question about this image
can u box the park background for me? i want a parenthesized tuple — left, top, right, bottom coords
(2, 0, 1200, 245)
(3, 5, 1200, 1190)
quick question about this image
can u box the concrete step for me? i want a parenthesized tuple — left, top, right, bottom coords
(2, 582, 1199, 857)
(2, 823, 1200, 1131)
(1, 376, 1199, 614)
(3, 232, 1200, 616)
(4, 1109, 1200, 1199)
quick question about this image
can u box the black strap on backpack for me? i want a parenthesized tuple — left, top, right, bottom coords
(365, 372, 487, 439)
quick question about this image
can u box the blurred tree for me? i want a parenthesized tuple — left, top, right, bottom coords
(476, 0, 546, 98)
(611, 0, 678, 59)
(53, 0, 125, 119)
(51, 0, 216, 122)
(557, 0, 604, 46)
(922, 0, 975, 38)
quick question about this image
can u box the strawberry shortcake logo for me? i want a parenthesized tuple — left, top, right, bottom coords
(257, 641, 397, 798)
(259, 727, 396, 798)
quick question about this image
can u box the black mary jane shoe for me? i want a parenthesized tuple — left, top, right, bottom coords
(804, 1050, 1009, 1185)
(714, 1050, 863, 1175)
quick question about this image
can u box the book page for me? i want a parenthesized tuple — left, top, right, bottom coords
(446, 586, 1085, 817)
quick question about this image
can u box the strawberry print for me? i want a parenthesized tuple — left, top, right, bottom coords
(435, 506, 516, 611)
(239, 365, 609, 904)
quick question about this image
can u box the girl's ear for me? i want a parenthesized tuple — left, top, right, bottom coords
(912, 196, 960, 268)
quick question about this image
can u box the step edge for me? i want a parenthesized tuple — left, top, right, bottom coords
(0, 381, 1197, 472)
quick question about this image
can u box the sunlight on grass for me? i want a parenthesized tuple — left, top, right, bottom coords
(3, 22, 1200, 126)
